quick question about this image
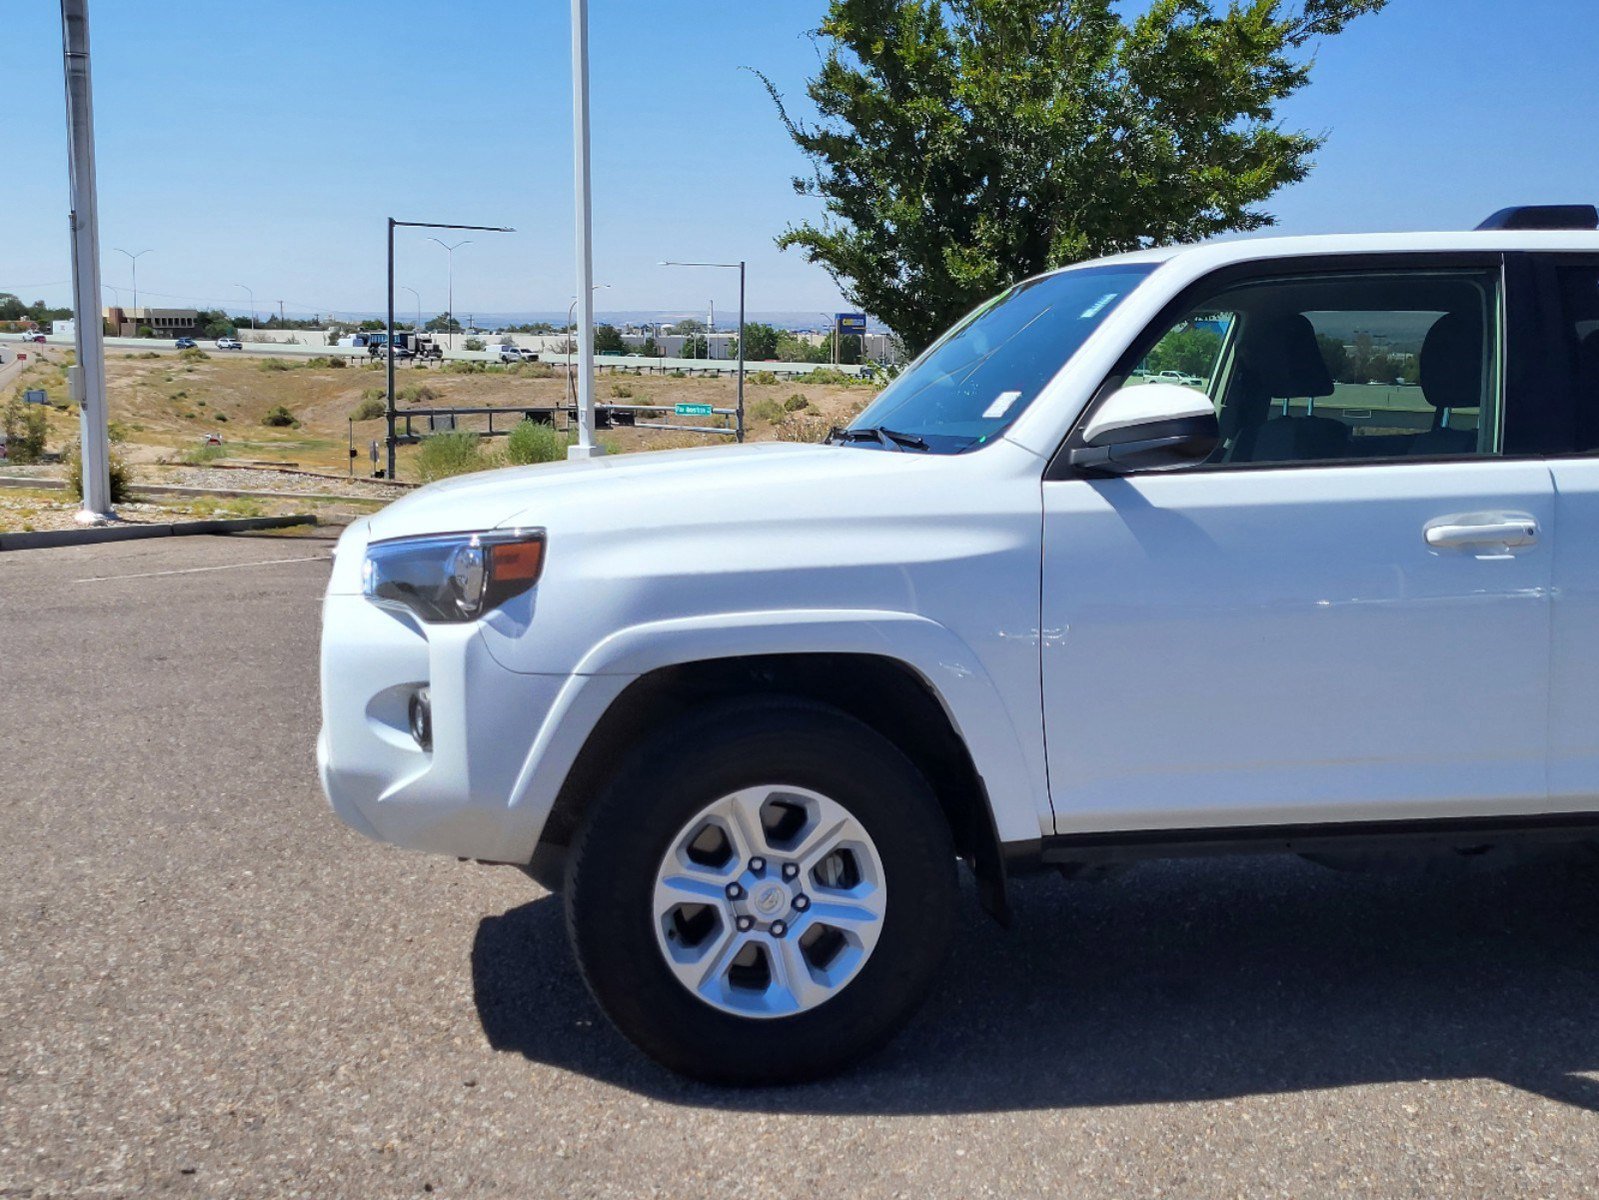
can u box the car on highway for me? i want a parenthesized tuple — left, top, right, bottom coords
(320, 204, 1599, 1084)
(17, 331, 46, 343)
(215, 337, 243, 350)
(369, 342, 416, 361)
(175, 337, 198, 350)
(1154, 368, 1206, 386)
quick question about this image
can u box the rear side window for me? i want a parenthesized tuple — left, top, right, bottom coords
(1552, 265, 1599, 450)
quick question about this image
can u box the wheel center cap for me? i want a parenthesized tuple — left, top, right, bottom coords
(751, 881, 788, 917)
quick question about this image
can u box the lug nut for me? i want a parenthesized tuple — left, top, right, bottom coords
(725, 882, 743, 900)
(793, 895, 809, 911)
(736, 915, 754, 932)
(769, 921, 787, 937)
(782, 863, 799, 880)
(749, 856, 766, 873)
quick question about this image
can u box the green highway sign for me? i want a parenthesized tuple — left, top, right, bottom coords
(674, 403, 714, 416)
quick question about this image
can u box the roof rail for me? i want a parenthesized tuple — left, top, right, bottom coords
(1477, 204, 1599, 231)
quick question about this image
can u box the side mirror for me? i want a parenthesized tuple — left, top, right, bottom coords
(1068, 382, 1219, 474)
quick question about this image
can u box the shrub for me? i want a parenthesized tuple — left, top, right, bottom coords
(325, 354, 347, 369)
(65, 445, 132, 504)
(414, 430, 487, 482)
(181, 442, 226, 465)
(258, 358, 293, 372)
(445, 360, 486, 375)
(505, 418, 566, 465)
(261, 405, 298, 427)
(750, 370, 780, 386)
(305, 355, 331, 367)
(214, 413, 228, 422)
(1, 399, 49, 463)
(176, 347, 210, 363)
(398, 383, 438, 404)
(610, 382, 634, 398)
(784, 393, 811, 412)
(464, 337, 486, 351)
(749, 398, 785, 424)
(351, 396, 387, 421)
(525, 362, 555, 378)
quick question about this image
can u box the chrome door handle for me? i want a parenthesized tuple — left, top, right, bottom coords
(1424, 518, 1539, 549)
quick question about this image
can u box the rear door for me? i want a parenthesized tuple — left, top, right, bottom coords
(1041, 256, 1557, 835)
(1529, 255, 1599, 810)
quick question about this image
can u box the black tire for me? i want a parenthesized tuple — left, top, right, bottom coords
(564, 696, 957, 1085)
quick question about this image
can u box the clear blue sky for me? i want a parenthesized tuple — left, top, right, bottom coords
(6, 0, 1599, 322)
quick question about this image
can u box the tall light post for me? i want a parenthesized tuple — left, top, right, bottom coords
(566, 282, 609, 408)
(61, 0, 113, 522)
(401, 285, 421, 333)
(426, 237, 471, 350)
(384, 219, 513, 478)
(235, 283, 255, 332)
(661, 260, 745, 441)
(113, 246, 151, 332)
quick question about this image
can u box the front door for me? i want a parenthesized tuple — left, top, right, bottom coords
(1041, 260, 1554, 834)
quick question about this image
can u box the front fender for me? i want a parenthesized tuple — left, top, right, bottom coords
(499, 608, 1047, 857)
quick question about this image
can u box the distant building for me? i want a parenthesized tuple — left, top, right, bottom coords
(52, 319, 76, 338)
(102, 306, 199, 337)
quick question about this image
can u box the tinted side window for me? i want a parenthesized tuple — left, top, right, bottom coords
(1554, 265, 1599, 451)
(1132, 270, 1501, 466)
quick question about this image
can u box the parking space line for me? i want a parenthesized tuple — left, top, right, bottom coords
(73, 554, 330, 583)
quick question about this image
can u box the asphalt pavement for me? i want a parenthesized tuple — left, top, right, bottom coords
(3, 534, 1598, 1197)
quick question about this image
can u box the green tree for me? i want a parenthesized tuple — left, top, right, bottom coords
(424, 313, 462, 333)
(680, 334, 709, 359)
(639, 335, 662, 357)
(739, 322, 782, 360)
(593, 323, 627, 354)
(759, 0, 1385, 353)
(1144, 325, 1223, 378)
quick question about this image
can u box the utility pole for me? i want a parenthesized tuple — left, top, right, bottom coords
(661, 259, 746, 441)
(61, 0, 113, 522)
(426, 237, 471, 350)
(277, 299, 285, 325)
(568, 0, 601, 459)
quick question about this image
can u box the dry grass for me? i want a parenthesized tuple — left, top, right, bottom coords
(1, 349, 878, 481)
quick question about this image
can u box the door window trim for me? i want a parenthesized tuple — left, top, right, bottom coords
(1045, 251, 1512, 482)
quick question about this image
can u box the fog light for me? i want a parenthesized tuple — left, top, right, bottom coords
(408, 687, 432, 752)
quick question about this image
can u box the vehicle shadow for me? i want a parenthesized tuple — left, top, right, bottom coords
(470, 849, 1599, 1113)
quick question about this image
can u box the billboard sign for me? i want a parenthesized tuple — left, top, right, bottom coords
(835, 313, 867, 333)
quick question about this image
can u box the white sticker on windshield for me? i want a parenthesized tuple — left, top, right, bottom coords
(1079, 292, 1118, 319)
(983, 390, 1023, 419)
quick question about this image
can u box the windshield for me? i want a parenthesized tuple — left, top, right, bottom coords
(844, 262, 1158, 452)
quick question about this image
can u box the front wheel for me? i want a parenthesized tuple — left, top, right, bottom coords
(564, 698, 957, 1084)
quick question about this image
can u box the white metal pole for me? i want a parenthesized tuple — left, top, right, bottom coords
(568, 0, 601, 458)
(61, 0, 112, 522)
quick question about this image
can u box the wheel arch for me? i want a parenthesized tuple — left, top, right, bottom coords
(529, 651, 1019, 925)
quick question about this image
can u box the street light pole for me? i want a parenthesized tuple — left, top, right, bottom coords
(426, 237, 471, 350)
(60, 0, 113, 522)
(401, 285, 421, 333)
(113, 247, 151, 331)
(568, 0, 601, 459)
(384, 219, 513, 479)
(566, 283, 608, 409)
(661, 259, 746, 441)
(235, 283, 254, 332)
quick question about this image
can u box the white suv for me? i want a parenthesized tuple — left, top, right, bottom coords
(320, 206, 1599, 1083)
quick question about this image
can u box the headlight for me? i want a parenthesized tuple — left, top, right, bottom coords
(362, 529, 545, 622)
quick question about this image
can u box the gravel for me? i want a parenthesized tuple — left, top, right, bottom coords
(2, 461, 406, 501)
(2, 536, 1598, 1198)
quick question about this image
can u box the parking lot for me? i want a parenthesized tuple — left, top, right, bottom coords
(3, 534, 1599, 1197)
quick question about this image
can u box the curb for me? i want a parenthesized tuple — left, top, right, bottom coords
(0, 513, 318, 552)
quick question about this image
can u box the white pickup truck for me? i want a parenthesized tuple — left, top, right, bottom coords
(320, 206, 1599, 1083)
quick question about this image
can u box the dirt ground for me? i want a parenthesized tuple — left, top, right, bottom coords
(2, 348, 877, 482)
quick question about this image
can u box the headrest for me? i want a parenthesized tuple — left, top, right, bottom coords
(1236, 312, 1334, 399)
(1420, 311, 1484, 410)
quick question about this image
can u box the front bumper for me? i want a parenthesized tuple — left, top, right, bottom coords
(317, 589, 572, 863)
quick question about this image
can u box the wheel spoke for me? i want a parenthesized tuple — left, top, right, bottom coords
(791, 815, 853, 871)
(768, 934, 831, 1012)
(802, 893, 884, 932)
(715, 787, 775, 863)
(655, 871, 731, 910)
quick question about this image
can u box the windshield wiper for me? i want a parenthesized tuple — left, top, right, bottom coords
(825, 425, 930, 452)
